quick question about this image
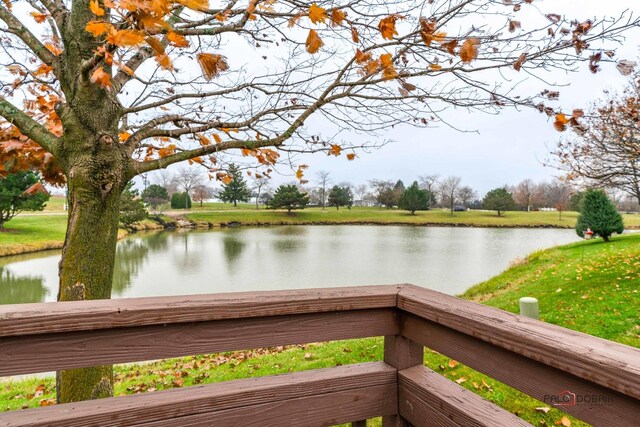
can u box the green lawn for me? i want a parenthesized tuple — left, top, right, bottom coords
(0, 216, 67, 256)
(2, 234, 638, 426)
(187, 206, 640, 228)
(42, 195, 67, 213)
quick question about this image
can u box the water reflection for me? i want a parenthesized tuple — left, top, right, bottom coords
(112, 238, 151, 295)
(222, 232, 246, 268)
(0, 266, 48, 304)
(0, 226, 580, 304)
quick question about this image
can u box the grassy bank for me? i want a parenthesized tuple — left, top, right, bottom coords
(3, 205, 639, 257)
(187, 206, 640, 228)
(0, 216, 67, 256)
(3, 235, 638, 426)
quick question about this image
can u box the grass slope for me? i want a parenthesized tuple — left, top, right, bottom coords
(187, 206, 640, 228)
(0, 216, 67, 256)
(2, 234, 638, 426)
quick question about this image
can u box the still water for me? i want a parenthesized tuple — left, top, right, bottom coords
(0, 226, 580, 304)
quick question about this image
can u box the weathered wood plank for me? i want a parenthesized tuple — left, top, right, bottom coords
(0, 309, 398, 377)
(382, 335, 423, 427)
(399, 365, 532, 427)
(0, 362, 397, 427)
(0, 285, 401, 337)
(402, 314, 640, 427)
(138, 385, 395, 427)
(398, 285, 640, 400)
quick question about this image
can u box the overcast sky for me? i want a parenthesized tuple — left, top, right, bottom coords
(136, 0, 640, 197)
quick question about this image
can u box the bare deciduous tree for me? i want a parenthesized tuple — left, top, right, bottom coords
(551, 76, 640, 209)
(514, 179, 537, 212)
(458, 186, 477, 208)
(315, 170, 332, 210)
(439, 176, 462, 214)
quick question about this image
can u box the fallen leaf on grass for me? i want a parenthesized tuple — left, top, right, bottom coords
(535, 407, 551, 414)
(39, 398, 56, 406)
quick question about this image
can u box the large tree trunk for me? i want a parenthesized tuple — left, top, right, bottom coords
(56, 164, 127, 402)
(53, 103, 130, 401)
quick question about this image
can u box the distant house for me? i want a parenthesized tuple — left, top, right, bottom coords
(353, 199, 377, 207)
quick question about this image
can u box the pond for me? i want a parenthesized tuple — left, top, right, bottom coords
(0, 225, 580, 304)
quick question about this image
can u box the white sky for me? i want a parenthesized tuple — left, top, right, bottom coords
(253, 0, 640, 196)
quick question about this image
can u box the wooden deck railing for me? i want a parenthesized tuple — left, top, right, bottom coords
(0, 284, 638, 426)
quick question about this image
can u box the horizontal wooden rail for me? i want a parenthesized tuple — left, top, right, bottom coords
(0, 285, 400, 337)
(0, 362, 397, 427)
(1, 284, 638, 427)
(397, 285, 640, 399)
(1, 309, 398, 377)
(397, 285, 640, 426)
(398, 365, 531, 426)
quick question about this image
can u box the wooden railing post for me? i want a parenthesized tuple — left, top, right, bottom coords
(383, 335, 423, 427)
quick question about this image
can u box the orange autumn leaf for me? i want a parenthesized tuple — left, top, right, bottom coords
(295, 168, 304, 180)
(351, 27, 359, 43)
(363, 59, 379, 75)
(555, 113, 570, 125)
(145, 36, 165, 54)
(355, 49, 372, 64)
(441, 39, 458, 55)
(85, 21, 113, 37)
(346, 153, 355, 161)
(113, 60, 134, 76)
(308, 3, 327, 24)
(218, 172, 233, 184)
(197, 134, 211, 146)
(118, 131, 131, 142)
(167, 31, 189, 48)
(108, 30, 145, 47)
(215, 10, 231, 22)
(330, 9, 346, 27)
(213, 133, 222, 143)
(197, 53, 229, 81)
(33, 64, 54, 76)
(45, 43, 62, 56)
(138, 14, 170, 30)
(305, 29, 323, 54)
(429, 63, 442, 71)
(553, 121, 567, 132)
(380, 53, 397, 80)
(459, 38, 480, 63)
(329, 144, 341, 156)
(90, 67, 111, 88)
(89, 0, 105, 16)
(30, 12, 47, 23)
(156, 53, 173, 71)
(378, 15, 399, 40)
(514, 52, 527, 71)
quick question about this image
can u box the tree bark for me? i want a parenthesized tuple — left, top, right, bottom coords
(55, 154, 128, 402)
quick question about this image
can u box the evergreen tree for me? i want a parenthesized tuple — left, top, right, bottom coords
(399, 181, 429, 214)
(327, 185, 351, 210)
(219, 164, 251, 207)
(483, 188, 516, 216)
(170, 192, 192, 209)
(141, 184, 169, 210)
(267, 185, 309, 213)
(0, 171, 49, 228)
(119, 182, 147, 226)
(576, 189, 624, 242)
